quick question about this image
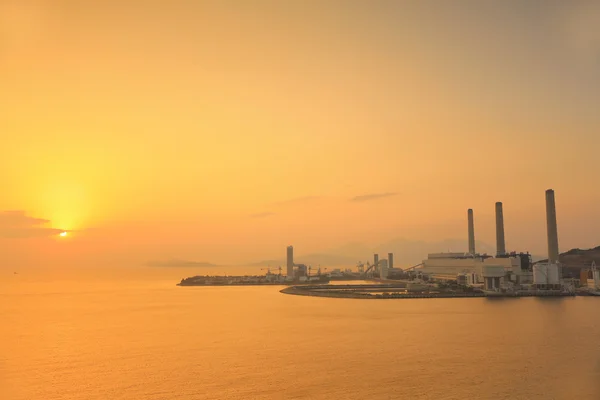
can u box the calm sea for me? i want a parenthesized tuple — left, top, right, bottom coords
(2, 266, 600, 400)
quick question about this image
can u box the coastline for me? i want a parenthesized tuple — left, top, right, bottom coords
(280, 284, 577, 299)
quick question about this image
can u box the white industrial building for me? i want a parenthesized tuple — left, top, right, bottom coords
(420, 203, 532, 285)
(586, 262, 600, 292)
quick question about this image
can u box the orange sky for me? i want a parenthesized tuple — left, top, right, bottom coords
(1, 1, 599, 266)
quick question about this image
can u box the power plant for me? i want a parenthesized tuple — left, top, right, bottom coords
(180, 188, 582, 297)
(419, 189, 569, 294)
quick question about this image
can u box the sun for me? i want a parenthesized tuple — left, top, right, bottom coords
(59, 231, 68, 237)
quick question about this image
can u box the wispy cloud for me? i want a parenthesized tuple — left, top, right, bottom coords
(350, 192, 398, 202)
(271, 196, 320, 206)
(0, 210, 64, 238)
(0, 210, 49, 226)
(250, 212, 275, 218)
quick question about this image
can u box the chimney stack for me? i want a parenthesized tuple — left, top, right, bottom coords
(467, 209, 476, 255)
(495, 202, 506, 256)
(286, 246, 294, 277)
(546, 189, 559, 263)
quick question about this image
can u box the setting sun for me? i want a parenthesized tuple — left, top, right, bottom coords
(59, 232, 68, 237)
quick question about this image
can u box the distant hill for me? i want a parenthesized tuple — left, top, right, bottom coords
(249, 253, 358, 268)
(248, 238, 497, 268)
(146, 259, 218, 267)
(248, 259, 282, 267)
(537, 246, 600, 267)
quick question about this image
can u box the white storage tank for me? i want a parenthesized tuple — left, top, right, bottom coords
(547, 263, 560, 285)
(380, 264, 389, 279)
(533, 263, 548, 285)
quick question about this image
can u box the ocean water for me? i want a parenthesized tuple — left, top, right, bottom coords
(2, 266, 600, 400)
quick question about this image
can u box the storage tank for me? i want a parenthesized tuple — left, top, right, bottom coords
(380, 265, 389, 279)
(593, 269, 600, 284)
(547, 263, 560, 285)
(533, 264, 548, 285)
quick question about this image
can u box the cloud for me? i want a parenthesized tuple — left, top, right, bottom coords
(0, 210, 49, 226)
(250, 212, 275, 218)
(0, 210, 64, 238)
(271, 196, 320, 206)
(350, 192, 398, 202)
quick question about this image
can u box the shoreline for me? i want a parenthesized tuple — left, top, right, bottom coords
(280, 285, 577, 299)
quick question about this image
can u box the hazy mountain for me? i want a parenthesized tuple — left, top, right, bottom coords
(323, 238, 497, 267)
(537, 246, 600, 266)
(146, 259, 219, 267)
(249, 253, 358, 268)
(249, 238, 497, 268)
(247, 259, 282, 267)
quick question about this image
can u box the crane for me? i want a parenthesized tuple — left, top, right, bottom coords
(308, 265, 323, 276)
(364, 261, 376, 275)
(357, 261, 365, 274)
(261, 266, 282, 276)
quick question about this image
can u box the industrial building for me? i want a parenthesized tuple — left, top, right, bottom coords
(585, 262, 600, 294)
(418, 190, 570, 292)
(281, 245, 327, 283)
(360, 253, 401, 279)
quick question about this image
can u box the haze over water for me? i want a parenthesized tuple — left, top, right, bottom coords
(2, 267, 600, 400)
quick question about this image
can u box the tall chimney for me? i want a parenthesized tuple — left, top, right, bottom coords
(286, 246, 294, 277)
(467, 209, 475, 255)
(495, 202, 506, 256)
(374, 254, 379, 268)
(546, 189, 559, 263)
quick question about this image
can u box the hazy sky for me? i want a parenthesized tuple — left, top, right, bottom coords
(1, 0, 599, 266)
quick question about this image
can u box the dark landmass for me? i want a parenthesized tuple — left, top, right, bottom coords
(280, 284, 574, 299)
(537, 246, 600, 279)
(178, 275, 330, 286)
(537, 246, 600, 266)
(146, 259, 219, 268)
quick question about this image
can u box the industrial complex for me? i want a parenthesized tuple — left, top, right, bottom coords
(417, 189, 565, 294)
(180, 188, 600, 298)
